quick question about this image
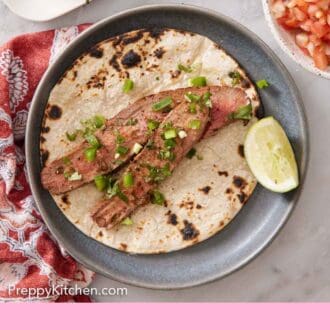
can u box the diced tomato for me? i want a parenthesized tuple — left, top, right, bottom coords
(313, 45, 329, 69)
(310, 33, 322, 45)
(283, 17, 301, 28)
(300, 19, 313, 31)
(296, 32, 310, 46)
(296, 1, 309, 13)
(272, 0, 330, 70)
(293, 7, 307, 20)
(311, 21, 329, 38)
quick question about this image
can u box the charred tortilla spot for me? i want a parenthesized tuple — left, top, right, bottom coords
(40, 150, 49, 167)
(87, 68, 108, 89)
(179, 199, 194, 210)
(255, 106, 264, 119)
(170, 70, 181, 79)
(48, 105, 62, 120)
(181, 220, 199, 241)
(154, 47, 165, 59)
(61, 194, 70, 205)
(238, 144, 244, 158)
(166, 210, 178, 226)
(196, 204, 202, 209)
(199, 186, 211, 195)
(120, 243, 127, 250)
(89, 47, 103, 58)
(219, 221, 225, 227)
(237, 192, 247, 204)
(241, 79, 251, 88)
(226, 188, 233, 194)
(218, 171, 228, 177)
(109, 54, 121, 72)
(121, 50, 141, 68)
(40, 136, 46, 143)
(148, 27, 166, 40)
(98, 231, 103, 237)
(122, 31, 144, 45)
(233, 176, 247, 189)
(41, 126, 50, 133)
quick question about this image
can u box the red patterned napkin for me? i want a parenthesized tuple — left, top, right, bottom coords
(0, 25, 95, 302)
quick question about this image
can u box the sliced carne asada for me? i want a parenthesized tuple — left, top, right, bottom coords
(41, 86, 249, 194)
(91, 92, 211, 229)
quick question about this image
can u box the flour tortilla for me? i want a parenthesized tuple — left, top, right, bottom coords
(40, 28, 260, 254)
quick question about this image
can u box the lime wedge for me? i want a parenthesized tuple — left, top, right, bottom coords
(244, 117, 299, 193)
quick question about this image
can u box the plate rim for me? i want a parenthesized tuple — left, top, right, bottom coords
(26, 3, 309, 289)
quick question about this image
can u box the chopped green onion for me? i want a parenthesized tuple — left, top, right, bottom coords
(64, 171, 71, 179)
(66, 131, 77, 141)
(126, 118, 138, 126)
(158, 149, 175, 161)
(85, 134, 101, 148)
(229, 71, 242, 86)
(116, 145, 129, 155)
(94, 115, 106, 128)
(115, 133, 125, 145)
(229, 103, 252, 120)
(150, 190, 165, 206)
(162, 121, 174, 130)
(84, 147, 97, 162)
(256, 79, 269, 89)
(147, 163, 171, 183)
(152, 97, 173, 112)
(177, 63, 193, 73)
(62, 156, 71, 165)
(122, 79, 134, 93)
(121, 217, 133, 225)
(147, 119, 160, 131)
(189, 103, 197, 114)
(107, 181, 128, 203)
(188, 119, 201, 130)
(186, 148, 197, 159)
(94, 175, 108, 191)
(189, 76, 207, 87)
(132, 142, 143, 154)
(184, 92, 200, 103)
(178, 130, 187, 139)
(67, 171, 82, 181)
(202, 92, 212, 108)
(123, 172, 134, 188)
(164, 139, 176, 149)
(164, 128, 177, 140)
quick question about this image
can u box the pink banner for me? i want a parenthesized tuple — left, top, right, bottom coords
(1, 303, 329, 329)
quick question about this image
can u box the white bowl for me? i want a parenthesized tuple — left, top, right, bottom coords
(262, 0, 330, 79)
(2, 0, 92, 22)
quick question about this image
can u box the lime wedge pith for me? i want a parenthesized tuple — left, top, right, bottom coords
(244, 116, 299, 193)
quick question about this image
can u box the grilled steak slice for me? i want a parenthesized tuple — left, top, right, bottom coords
(91, 90, 211, 229)
(41, 86, 248, 195)
(41, 91, 180, 194)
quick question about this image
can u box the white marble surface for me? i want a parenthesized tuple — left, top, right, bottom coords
(1, 0, 329, 302)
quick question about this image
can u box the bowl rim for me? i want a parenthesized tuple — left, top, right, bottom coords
(25, 3, 310, 289)
(262, 0, 330, 80)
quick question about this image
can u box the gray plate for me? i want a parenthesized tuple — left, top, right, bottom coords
(26, 4, 309, 289)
